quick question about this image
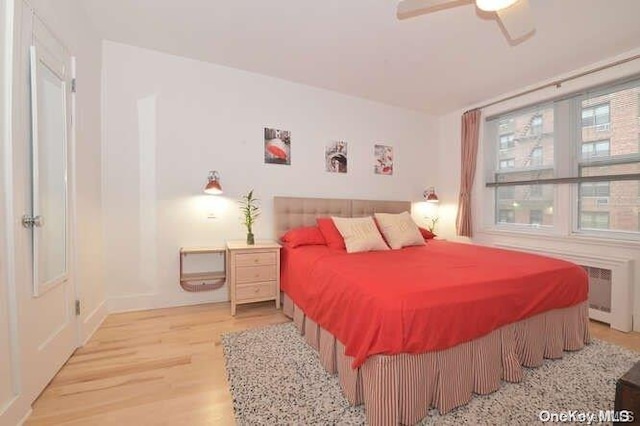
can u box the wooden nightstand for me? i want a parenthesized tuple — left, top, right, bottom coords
(226, 240, 281, 315)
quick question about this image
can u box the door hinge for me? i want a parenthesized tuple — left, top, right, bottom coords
(71, 78, 76, 93)
(75, 299, 81, 316)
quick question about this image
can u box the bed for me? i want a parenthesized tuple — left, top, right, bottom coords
(274, 196, 590, 425)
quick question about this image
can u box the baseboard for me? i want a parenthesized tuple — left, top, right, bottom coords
(107, 291, 229, 314)
(106, 292, 158, 313)
(0, 395, 31, 426)
(80, 300, 108, 346)
(17, 407, 32, 426)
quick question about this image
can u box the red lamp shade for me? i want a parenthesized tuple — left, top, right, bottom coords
(204, 171, 223, 195)
(424, 187, 439, 203)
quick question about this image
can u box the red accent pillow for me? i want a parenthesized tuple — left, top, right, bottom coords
(281, 226, 326, 248)
(418, 227, 436, 240)
(316, 217, 346, 250)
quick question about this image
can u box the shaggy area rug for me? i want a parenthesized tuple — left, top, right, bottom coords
(221, 322, 638, 425)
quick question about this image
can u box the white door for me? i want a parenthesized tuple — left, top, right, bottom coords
(14, 12, 77, 406)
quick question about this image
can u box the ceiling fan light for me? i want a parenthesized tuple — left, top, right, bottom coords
(476, 0, 518, 12)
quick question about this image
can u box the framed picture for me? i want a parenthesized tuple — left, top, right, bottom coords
(325, 141, 347, 173)
(374, 144, 393, 175)
(264, 127, 291, 165)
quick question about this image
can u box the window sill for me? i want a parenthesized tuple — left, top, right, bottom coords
(477, 227, 640, 250)
(568, 233, 640, 250)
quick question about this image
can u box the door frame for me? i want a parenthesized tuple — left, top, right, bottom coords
(0, 0, 25, 421)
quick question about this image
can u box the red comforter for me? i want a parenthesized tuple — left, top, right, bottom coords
(281, 241, 588, 368)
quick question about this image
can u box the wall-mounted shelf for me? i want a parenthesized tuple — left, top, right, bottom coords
(179, 247, 226, 292)
(181, 271, 226, 281)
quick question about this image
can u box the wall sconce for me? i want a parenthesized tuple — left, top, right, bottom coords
(423, 187, 439, 203)
(203, 171, 223, 195)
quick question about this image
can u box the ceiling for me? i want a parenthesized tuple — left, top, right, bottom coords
(80, 0, 640, 115)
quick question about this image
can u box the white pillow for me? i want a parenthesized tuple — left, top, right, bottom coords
(331, 216, 389, 253)
(374, 211, 425, 250)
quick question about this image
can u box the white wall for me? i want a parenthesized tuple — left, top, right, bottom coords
(0, 0, 104, 424)
(102, 41, 438, 312)
(436, 48, 640, 329)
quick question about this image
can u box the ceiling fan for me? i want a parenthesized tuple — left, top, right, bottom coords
(397, 0, 535, 42)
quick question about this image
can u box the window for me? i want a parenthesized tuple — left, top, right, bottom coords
(490, 106, 555, 227)
(499, 119, 514, 134)
(530, 147, 543, 166)
(581, 103, 610, 128)
(578, 86, 639, 234)
(497, 186, 515, 199)
(485, 79, 640, 239)
(581, 140, 610, 159)
(499, 133, 515, 149)
(580, 182, 610, 197)
(499, 158, 515, 169)
(498, 209, 515, 223)
(580, 212, 610, 230)
(529, 210, 543, 226)
(529, 185, 543, 197)
(531, 115, 543, 135)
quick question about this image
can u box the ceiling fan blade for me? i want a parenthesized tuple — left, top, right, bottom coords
(496, 0, 535, 41)
(397, 0, 464, 20)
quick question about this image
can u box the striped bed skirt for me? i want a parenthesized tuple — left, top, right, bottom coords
(282, 294, 590, 425)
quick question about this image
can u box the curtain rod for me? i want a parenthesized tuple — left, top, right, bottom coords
(467, 52, 640, 114)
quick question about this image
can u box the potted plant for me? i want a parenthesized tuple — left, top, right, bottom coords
(239, 190, 260, 245)
(427, 216, 439, 233)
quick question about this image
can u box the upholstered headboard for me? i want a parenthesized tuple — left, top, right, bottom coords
(273, 196, 411, 239)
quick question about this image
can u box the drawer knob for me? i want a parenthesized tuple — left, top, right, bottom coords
(254, 287, 260, 293)
(254, 259, 259, 263)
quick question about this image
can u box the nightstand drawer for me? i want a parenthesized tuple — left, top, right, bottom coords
(234, 252, 277, 267)
(236, 281, 276, 301)
(236, 265, 277, 283)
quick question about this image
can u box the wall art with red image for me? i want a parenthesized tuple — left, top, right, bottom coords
(264, 127, 291, 165)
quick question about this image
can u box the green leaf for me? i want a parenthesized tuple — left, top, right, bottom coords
(238, 189, 260, 234)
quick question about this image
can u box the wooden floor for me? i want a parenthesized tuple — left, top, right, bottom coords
(26, 301, 288, 426)
(26, 302, 640, 425)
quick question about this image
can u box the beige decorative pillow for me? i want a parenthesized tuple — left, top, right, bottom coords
(331, 216, 389, 253)
(374, 211, 425, 250)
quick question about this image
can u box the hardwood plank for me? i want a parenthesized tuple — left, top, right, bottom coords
(27, 301, 287, 425)
(26, 302, 640, 425)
